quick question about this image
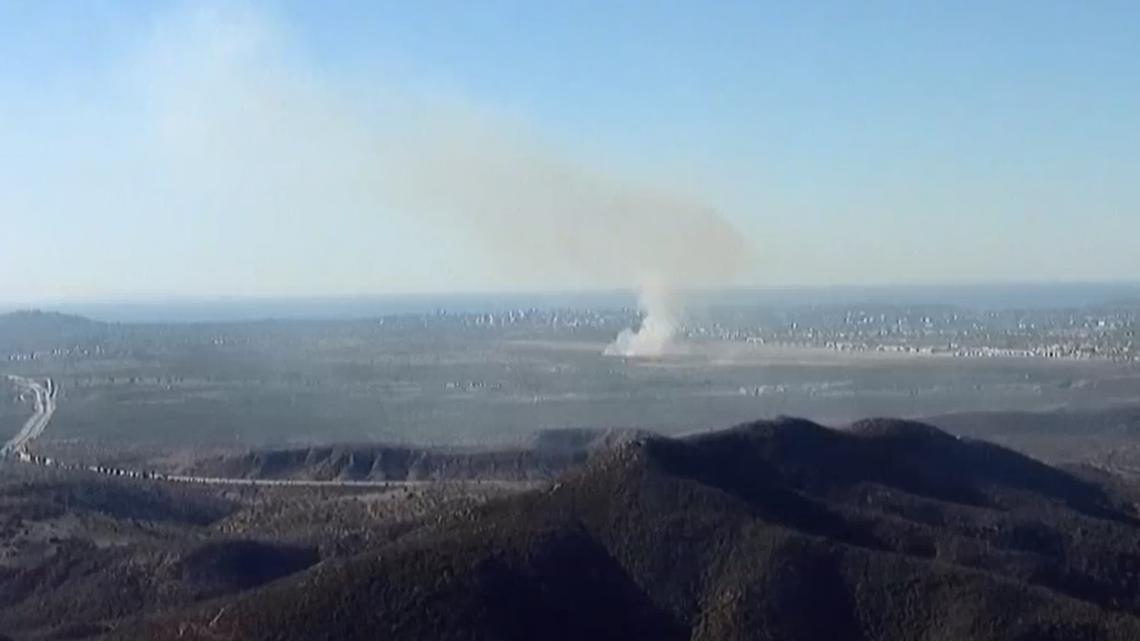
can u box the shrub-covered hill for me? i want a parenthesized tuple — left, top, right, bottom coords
(111, 418, 1140, 641)
(185, 427, 651, 482)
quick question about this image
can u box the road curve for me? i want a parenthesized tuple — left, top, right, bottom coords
(2, 375, 55, 457)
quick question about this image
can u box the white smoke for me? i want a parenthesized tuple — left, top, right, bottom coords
(603, 283, 681, 358)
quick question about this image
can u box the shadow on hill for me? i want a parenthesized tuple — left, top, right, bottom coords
(174, 541, 319, 596)
(188, 428, 652, 483)
(652, 417, 1132, 526)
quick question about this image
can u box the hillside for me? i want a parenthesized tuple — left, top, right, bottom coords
(926, 406, 1140, 474)
(109, 418, 1140, 641)
(0, 466, 290, 639)
(0, 462, 525, 640)
(0, 310, 103, 352)
(0, 310, 98, 333)
(185, 427, 650, 482)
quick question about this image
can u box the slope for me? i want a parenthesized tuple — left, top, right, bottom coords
(108, 417, 1140, 641)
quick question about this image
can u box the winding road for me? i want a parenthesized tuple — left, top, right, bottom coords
(2, 375, 55, 457)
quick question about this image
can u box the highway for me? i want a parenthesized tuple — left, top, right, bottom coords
(2, 375, 56, 457)
(1, 374, 427, 489)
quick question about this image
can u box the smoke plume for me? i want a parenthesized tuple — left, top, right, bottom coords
(28, 6, 755, 343)
(379, 116, 753, 357)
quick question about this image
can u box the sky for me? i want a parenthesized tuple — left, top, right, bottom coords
(1, 1, 1138, 303)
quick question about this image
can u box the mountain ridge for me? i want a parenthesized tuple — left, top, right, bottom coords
(107, 417, 1140, 641)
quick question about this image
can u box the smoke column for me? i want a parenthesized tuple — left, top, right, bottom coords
(603, 282, 680, 357)
(378, 117, 754, 357)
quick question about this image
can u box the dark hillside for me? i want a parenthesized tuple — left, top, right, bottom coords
(0, 470, 322, 640)
(110, 418, 1140, 641)
(0, 311, 104, 352)
(185, 428, 650, 482)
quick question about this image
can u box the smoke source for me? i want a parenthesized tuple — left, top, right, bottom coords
(603, 283, 680, 357)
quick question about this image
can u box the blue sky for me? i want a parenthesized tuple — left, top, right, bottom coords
(1, 1, 1138, 302)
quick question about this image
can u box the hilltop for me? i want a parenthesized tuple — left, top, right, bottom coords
(0, 310, 98, 330)
(183, 427, 652, 482)
(0, 310, 103, 352)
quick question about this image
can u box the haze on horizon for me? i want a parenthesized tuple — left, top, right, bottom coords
(1, 1, 1138, 305)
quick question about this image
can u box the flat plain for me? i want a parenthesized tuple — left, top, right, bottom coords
(2, 305, 1138, 471)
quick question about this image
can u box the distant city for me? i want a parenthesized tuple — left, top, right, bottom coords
(691, 303, 1138, 361)
(266, 303, 1140, 362)
(6, 300, 1136, 364)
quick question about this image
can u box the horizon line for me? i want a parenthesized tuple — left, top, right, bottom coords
(4, 280, 1140, 324)
(7, 278, 1140, 306)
